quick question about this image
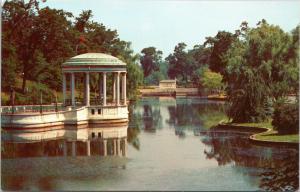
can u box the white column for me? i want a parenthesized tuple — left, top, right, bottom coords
(116, 72, 120, 106)
(122, 73, 127, 105)
(62, 73, 66, 105)
(99, 73, 102, 103)
(86, 140, 91, 156)
(113, 73, 116, 103)
(103, 140, 107, 156)
(117, 138, 121, 156)
(71, 73, 75, 106)
(103, 72, 107, 106)
(71, 141, 76, 157)
(85, 72, 90, 106)
(121, 74, 123, 100)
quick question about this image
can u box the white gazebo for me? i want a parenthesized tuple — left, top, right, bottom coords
(1, 53, 129, 128)
(62, 53, 127, 107)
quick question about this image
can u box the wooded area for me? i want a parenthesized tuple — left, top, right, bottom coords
(2, 0, 299, 124)
(2, 0, 143, 103)
(140, 20, 299, 123)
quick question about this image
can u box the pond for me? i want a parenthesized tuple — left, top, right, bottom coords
(1, 97, 299, 191)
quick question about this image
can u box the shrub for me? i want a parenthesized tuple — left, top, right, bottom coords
(272, 103, 299, 134)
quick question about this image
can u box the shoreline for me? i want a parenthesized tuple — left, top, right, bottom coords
(138, 90, 227, 100)
(216, 123, 299, 148)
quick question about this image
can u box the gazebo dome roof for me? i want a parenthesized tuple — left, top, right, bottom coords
(63, 53, 126, 67)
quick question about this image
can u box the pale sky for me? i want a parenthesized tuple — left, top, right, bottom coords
(42, 0, 300, 57)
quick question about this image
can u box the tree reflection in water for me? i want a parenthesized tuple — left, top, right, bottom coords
(129, 98, 163, 131)
(127, 101, 141, 150)
(130, 97, 227, 139)
(167, 99, 226, 137)
(142, 104, 162, 132)
(201, 130, 299, 191)
(259, 152, 298, 191)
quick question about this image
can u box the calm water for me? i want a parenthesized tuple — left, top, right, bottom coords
(2, 97, 299, 191)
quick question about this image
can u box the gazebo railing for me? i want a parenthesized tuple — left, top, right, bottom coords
(64, 98, 85, 107)
(1, 104, 66, 114)
(1, 98, 127, 114)
(90, 97, 103, 106)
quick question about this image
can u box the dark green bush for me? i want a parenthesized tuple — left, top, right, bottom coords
(272, 103, 299, 134)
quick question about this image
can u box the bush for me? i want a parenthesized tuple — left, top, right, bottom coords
(272, 103, 299, 134)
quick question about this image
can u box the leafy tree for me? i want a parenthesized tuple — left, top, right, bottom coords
(140, 47, 163, 78)
(189, 44, 211, 67)
(189, 45, 211, 86)
(200, 69, 224, 94)
(204, 31, 237, 75)
(166, 43, 195, 84)
(2, 1, 144, 104)
(2, 37, 18, 90)
(126, 55, 144, 98)
(224, 20, 298, 122)
(144, 61, 168, 85)
(74, 10, 92, 33)
(34, 7, 76, 90)
(2, 0, 41, 92)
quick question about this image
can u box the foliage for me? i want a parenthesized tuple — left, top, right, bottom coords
(200, 69, 224, 94)
(1, 40, 17, 90)
(163, 21, 298, 123)
(140, 47, 168, 85)
(224, 20, 299, 122)
(272, 103, 299, 134)
(144, 61, 168, 85)
(2, 0, 144, 104)
(166, 43, 195, 84)
(126, 56, 144, 99)
(140, 47, 163, 77)
(189, 45, 211, 86)
(204, 31, 237, 75)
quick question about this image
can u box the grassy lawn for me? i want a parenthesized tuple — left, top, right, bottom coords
(207, 94, 227, 100)
(222, 118, 299, 143)
(255, 131, 299, 143)
(229, 119, 273, 129)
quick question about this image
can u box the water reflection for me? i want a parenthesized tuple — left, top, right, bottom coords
(129, 97, 226, 138)
(2, 125, 128, 158)
(201, 130, 299, 191)
(2, 97, 299, 191)
(2, 124, 129, 191)
(259, 152, 299, 191)
(128, 97, 299, 190)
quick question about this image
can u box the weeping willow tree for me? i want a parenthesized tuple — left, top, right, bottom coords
(224, 20, 299, 123)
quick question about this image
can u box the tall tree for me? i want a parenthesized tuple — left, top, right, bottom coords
(2, 2, 144, 103)
(35, 7, 76, 89)
(2, 0, 42, 92)
(166, 43, 195, 83)
(204, 31, 237, 75)
(188, 45, 211, 86)
(224, 20, 298, 122)
(140, 47, 163, 78)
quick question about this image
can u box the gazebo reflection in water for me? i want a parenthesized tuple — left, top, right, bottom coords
(2, 124, 128, 158)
